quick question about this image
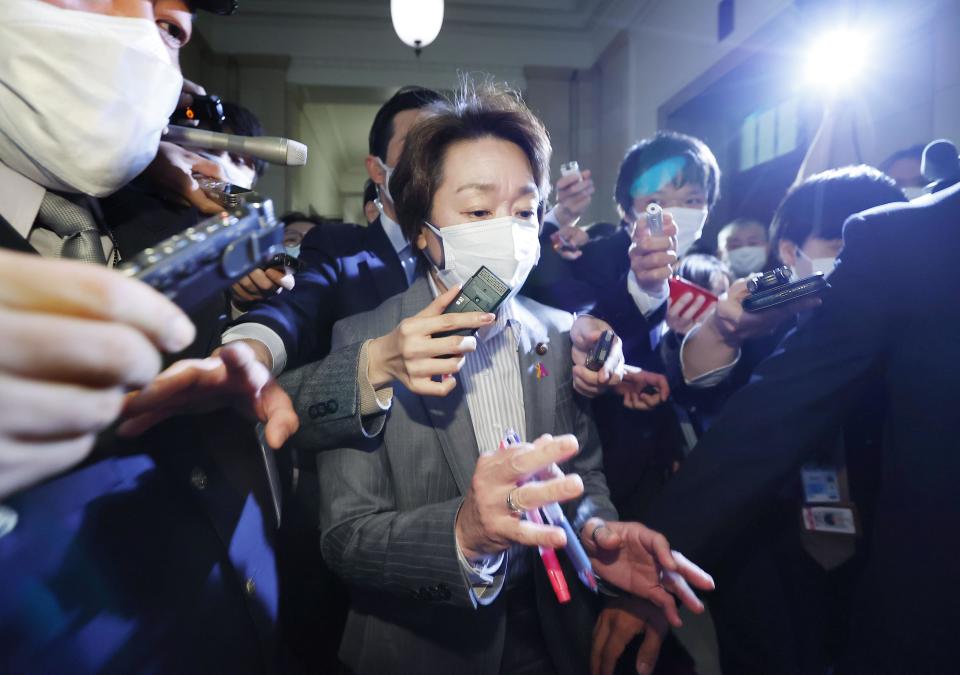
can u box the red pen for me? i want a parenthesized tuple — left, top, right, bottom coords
(503, 430, 571, 604)
(526, 505, 571, 603)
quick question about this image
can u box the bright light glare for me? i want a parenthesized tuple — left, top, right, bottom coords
(804, 30, 869, 89)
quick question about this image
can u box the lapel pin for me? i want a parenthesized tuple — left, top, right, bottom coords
(534, 362, 550, 380)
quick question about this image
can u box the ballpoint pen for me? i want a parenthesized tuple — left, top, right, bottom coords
(506, 430, 597, 593)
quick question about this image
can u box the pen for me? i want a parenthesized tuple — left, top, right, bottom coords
(526, 505, 571, 603)
(504, 430, 572, 603)
(505, 430, 596, 593)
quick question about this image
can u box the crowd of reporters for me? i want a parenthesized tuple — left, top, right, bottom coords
(1, 2, 959, 674)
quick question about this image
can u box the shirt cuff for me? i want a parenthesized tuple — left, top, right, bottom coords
(543, 207, 560, 230)
(221, 322, 287, 376)
(454, 505, 506, 606)
(358, 340, 393, 417)
(627, 271, 669, 318)
(680, 330, 741, 388)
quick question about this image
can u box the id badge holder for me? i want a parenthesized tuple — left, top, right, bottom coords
(801, 503, 859, 536)
(801, 465, 841, 503)
(800, 464, 858, 536)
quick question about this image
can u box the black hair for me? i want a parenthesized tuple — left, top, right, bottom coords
(368, 86, 444, 162)
(879, 144, 925, 173)
(280, 211, 326, 228)
(221, 101, 267, 178)
(614, 131, 720, 215)
(676, 254, 731, 295)
(391, 80, 551, 244)
(769, 165, 905, 263)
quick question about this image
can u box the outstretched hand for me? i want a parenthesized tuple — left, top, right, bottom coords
(118, 341, 299, 449)
(582, 518, 714, 628)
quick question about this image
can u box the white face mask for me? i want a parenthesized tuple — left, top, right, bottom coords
(200, 151, 256, 191)
(724, 245, 767, 278)
(902, 186, 925, 200)
(794, 248, 837, 280)
(0, 0, 183, 196)
(424, 216, 541, 297)
(663, 207, 708, 257)
(284, 245, 301, 259)
(376, 157, 395, 204)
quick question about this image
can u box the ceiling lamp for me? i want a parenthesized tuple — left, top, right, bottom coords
(391, 0, 444, 57)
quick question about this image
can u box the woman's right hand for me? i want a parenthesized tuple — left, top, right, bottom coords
(456, 434, 584, 560)
(366, 284, 495, 396)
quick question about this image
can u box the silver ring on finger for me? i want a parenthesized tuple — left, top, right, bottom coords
(591, 523, 609, 546)
(506, 487, 524, 515)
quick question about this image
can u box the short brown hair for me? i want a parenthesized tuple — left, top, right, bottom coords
(389, 79, 552, 243)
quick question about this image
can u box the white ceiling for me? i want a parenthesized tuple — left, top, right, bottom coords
(197, 0, 650, 87)
(232, 0, 617, 31)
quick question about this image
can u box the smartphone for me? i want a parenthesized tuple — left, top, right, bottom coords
(585, 330, 614, 372)
(668, 276, 718, 322)
(118, 199, 283, 313)
(435, 266, 511, 339)
(742, 267, 829, 312)
(264, 252, 302, 273)
(645, 203, 664, 236)
(196, 175, 259, 209)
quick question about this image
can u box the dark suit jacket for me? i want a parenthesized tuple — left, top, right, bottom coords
(0, 189, 281, 674)
(233, 216, 409, 369)
(535, 223, 680, 520)
(315, 275, 617, 675)
(644, 182, 960, 675)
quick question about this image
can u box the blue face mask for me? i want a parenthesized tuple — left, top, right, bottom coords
(285, 245, 301, 259)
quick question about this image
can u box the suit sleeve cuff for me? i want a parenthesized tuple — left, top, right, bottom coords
(358, 340, 393, 417)
(453, 506, 506, 606)
(627, 271, 669, 318)
(221, 322, 288, 376)
(680, 331, 741, 388)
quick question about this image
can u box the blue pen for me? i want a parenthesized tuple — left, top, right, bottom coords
(508, 431, 597, 592)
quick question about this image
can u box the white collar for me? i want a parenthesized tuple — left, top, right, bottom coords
(0, 160, 45, 237)
(377, 203, 409, 255)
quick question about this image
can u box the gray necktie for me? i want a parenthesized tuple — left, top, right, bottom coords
(37, 192, 107, 264)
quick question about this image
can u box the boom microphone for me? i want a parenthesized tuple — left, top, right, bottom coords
(164, 125, 308, 167)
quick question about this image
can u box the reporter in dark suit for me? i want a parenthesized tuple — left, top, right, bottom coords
(643, 179, 960, 675)
(221, 87, 443, 373)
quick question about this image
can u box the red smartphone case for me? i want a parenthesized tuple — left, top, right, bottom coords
(668, 276, 718, 321)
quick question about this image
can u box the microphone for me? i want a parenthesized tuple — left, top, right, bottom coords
(164, 125, 308, 167)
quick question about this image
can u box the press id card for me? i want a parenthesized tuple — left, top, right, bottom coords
(801, 466, 841, 503)
(801, 505, 857, 535)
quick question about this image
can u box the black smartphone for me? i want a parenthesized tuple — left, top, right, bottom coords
(742, 267, 829, 312)
(435, 266, 511, 339)
(118, 199, 283, 313)
(585, 330, 613, 371)
(264, 252, 302, 273)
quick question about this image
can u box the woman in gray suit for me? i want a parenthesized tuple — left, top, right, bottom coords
(315, 80, 713, 675)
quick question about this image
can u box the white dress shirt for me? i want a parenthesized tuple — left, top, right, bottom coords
(626, 270, 670, 318)
(422, 277, 532, 605)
